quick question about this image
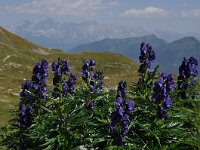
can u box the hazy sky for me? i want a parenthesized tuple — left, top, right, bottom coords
(0, 0, 200, 33)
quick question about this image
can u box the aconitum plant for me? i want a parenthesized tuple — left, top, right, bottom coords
(152, 73, 174, 120)
(136, 42, 157, 100)
(52, 58, 77, 98)
(81, 59, 104, 94)
(32, 59, 48, 99)
(20, 60, 48, 104)
(18, 60, 48, 127)
(81, 59, 96, 91)
(19, 80, 33, 104)
(110, 81, 134, 146)
(138, 42, 155, 74)
(178, 57, 198, 99)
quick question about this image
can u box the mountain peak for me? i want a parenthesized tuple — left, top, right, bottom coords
(179, 36, 199, 42)
(170, 36, 200, 47)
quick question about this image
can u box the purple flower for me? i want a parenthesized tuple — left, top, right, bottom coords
(126, 100, 135, 111)
(110, 81, 134, 146)
(81, 60, 104, 94)
(166, 74, 174, 93)
(18, 104, 33, 128)
(118, 107, 124, 117)
(115, 97, 123, 107)
(153, 73, 174, 120)
(61, 60, 70, 75)
(67, 73, 77, 94)
(88, 102, 96, 110)
(121, 114, 130, 137)
(163, 96, 172, 110)
(110, 111, 120, 133)
(20, 80, 32, 98)
(178, 57, 198, 98)
(90, 85, 95, 92)
(52, 87, 60, 98)
(32, 60, 48, 84)
(81, 59, 96, 82)
(52, 58, 76, 98)
(52, 61, 59, 72)
(31, 59, 48, 99)
(138, 42, 156, 74)
(117, 81, 127, 99)
(63, 82, 68, 91)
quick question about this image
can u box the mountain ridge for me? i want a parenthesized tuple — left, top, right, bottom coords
(7, 19, 200, 51)
(70, 34, 200, 77)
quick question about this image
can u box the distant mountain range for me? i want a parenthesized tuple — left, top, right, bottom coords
(70, 35, 200, 77)
(7, 19, 200, 50)
(3, 19, 200, 77)
(7, 19, 148, 50)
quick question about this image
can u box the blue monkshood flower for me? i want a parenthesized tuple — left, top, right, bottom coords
(81, 59, 96, 83)
(52, 58, 76, 98)
(117, 81, 127, 99)
(63, 82, 68, 91)
(162, 96, 172, 110)
(118, 107, 124, 117)
(53, 74, 61, 86)
(61, 60, 70, 75)
(110, 81, 135, 146)
(179, 57, 198, 79)
(32, 60, 48, 84)
(55, 73, 77, 97)
(81, 60, 104, 94)
(94, 71, 104, 93)
(52, 61, 59, 72)
(110, 111, 120, 133)
(94, 71, 104, 80)
(115, 97, 123, 108)
(178, 57, 198, 98)
(152, 77, 165, 104)
(121, 114, 129, 137)
(166, 74, 174, 93)
(62, 82, 68, 95)
(20, 80, 32, 99)
(89, 84, 95, 92)
(67, 73, 77, 94)
(126, 101, 135, 111)
(17, 104, 33, 128)
(31, 60, 48, 99)
(52, 87, 60, 99)
(152, 73, 174, 120)
(138, 42, 156, 74)
(189, 56, 198, 66)
(88, 102, 96, 110)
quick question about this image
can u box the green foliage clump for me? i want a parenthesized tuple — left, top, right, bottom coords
(0, 43, 200, 150)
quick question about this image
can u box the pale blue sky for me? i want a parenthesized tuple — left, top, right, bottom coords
(0, 0, 200, 33)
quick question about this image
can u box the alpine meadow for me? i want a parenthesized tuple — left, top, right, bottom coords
(0, 26, 200, 149)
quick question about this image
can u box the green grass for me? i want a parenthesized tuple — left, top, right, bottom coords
(0, 26, 139, 127)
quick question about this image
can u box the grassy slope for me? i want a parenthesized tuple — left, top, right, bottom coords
(0, 27, 139, 126)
